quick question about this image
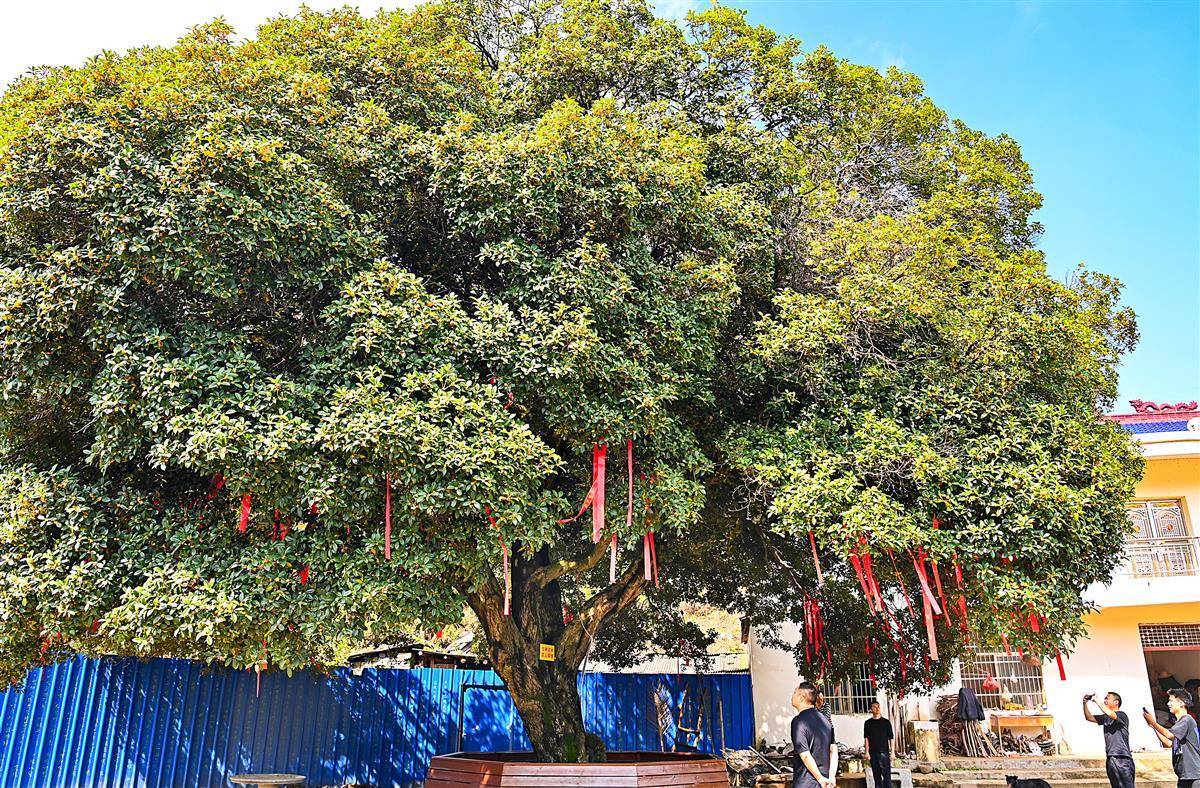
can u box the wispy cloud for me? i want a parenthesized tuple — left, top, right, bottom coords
(868, 40, 907, 70)
(654, 0, 702, 22)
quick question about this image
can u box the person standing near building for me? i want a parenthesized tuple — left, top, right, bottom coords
(1142, 688, 1200, 788)
(792, 681, 838, 788)
(1084, 692, 1134, 788)
(863, 701, 894, 788)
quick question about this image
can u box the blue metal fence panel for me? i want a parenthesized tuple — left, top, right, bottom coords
(0, 656, 752, 787)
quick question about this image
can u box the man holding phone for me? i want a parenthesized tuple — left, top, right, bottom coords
(1083, 692, 1134, 788)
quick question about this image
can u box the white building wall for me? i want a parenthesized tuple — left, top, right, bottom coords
(750, 601, 1199, 755)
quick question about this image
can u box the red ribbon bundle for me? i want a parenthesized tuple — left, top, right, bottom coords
(238, 494, 252, 533)
(802, 595, 830, 676)
(485, 506, 511, 616)
(808, 531, 824, 585)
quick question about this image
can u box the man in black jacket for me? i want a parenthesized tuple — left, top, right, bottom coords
(864, 701, 894, 788)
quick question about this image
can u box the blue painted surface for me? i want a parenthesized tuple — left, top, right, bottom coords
(1121, 420, 1190, 434)
(0, 656, 752, 787)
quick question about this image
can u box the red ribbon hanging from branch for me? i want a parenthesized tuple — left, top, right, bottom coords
(922, 592, 939, 661)
(909, 549, 943, 616)
(859, 536, 885, 612)
(206, 473, 225, 501)
(383, 473, 392, 561)
(1055, 651, 1067, 680)
(887, 548, 912, 610)
(952, 558, 969, 632)
(238, 494, 252, 533)
(485, 506, 511, 616)
(558, 444, 608, 543)
(639, 469, 659, 587)
(592, 444, 607, 543)
(808, 531, 825, 586)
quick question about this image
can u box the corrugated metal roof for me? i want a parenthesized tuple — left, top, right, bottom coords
(1122, 420, 1190, 434)
(0, 655, 752, 787)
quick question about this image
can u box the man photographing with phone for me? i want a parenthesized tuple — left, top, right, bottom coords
(1083, 692, 1134, 788)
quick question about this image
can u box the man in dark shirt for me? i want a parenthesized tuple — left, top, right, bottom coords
(1084, 692, 1134, 788)
(1143, 688, 1200, 788)
(863, 701, 894, 788)
(792, 681, 837, 788)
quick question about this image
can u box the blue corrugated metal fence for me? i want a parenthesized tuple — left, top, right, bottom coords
(0, 656, 752, 787)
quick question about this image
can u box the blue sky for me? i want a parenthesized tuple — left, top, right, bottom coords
(700, 0, 1199, 409)
(2, 0, 1196, 409)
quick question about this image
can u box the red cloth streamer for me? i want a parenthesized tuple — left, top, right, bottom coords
(808, 531, 825, 585)
(238, 494, 252, 533)
(485, 506, 511, 616)
(558, 444, 608, 542)
(592, 444, 607, 543)
(887, 549, 912, 610)
(952, 559, 969, 630)
(1001, 631, 1012, 656)
(930, 560, 951, 625)
(922, 592, 939, 661)
(298, 565, 310, 585)
(849, 550, 873, 608)
(803, 596, 828, 673)
(1055, 651, 1067, 680)
(383, 473, 392, 561)
(609, 534, 618, 584)
(206, 473, 225, 501)
(859, 536, 885, 612)
(648, 531, 659, 587)
(909, 549, 943, 616)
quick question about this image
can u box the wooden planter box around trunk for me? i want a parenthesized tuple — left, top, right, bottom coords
(425, 751, 729, 787)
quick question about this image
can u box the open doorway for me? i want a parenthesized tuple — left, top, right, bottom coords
(1140, 623, 1200, 725)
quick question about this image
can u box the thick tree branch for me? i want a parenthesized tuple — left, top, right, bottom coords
(526, 537, 611, 590)
(558, 553, 647, 666)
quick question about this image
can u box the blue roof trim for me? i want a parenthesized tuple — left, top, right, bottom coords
(1122, 420, 1190, 434)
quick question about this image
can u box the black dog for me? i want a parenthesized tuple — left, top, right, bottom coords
(1006, 776, 1052, 788)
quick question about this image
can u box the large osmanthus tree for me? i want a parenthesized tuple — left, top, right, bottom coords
(0, 0, 1141, 762)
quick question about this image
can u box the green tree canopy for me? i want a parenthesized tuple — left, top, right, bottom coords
(0, 0, 1141, 761)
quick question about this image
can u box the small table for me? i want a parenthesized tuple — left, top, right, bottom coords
(989, 713, 1054, 738)
(230, 775, 306, 787)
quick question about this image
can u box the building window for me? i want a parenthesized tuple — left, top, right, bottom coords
(1126, 500, 1188, 539)
(960, 651, 1045, 708)
(1124, 500, 1197, 577)
(822, 663, 876, 715)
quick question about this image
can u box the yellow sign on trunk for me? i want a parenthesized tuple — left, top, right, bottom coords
(538, 643, 555, 661)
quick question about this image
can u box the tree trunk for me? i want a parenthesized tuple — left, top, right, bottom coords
(465, 541, 646, 762)
(492, 637, 603, 762)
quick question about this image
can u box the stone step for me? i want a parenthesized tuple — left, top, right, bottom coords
(934, 754, 1172, 772)
(945, 772, 1171, 786)
(937, 770, 1110, 780)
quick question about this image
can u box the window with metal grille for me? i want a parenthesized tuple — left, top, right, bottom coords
(1139, 624, 1200, 649)
(1126, 500, 1189, 539)
(822, 663, 876, 715)
(1123, 500, 1197, 577)
(960, 651, 1045, 708)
